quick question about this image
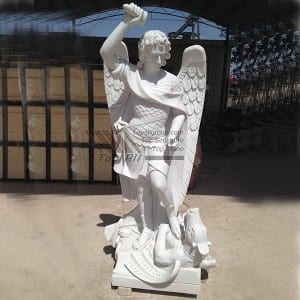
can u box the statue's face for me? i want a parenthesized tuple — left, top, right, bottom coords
(143, 45, 167, 73)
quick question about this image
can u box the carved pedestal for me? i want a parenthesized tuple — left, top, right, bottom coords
(104, 205, 216, 298)
(105, 220, 204, 297)
(111, 241, 202, 297)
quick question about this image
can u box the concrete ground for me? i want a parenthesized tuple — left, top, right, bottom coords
(0, 153, 299, 300)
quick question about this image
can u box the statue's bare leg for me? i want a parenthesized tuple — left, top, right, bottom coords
(133, 176, 154, 250)
(149, 170, 181, 239)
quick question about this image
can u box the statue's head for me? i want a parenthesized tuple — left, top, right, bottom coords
(184, 208, 210, 256)
(138, 30, 171, 68)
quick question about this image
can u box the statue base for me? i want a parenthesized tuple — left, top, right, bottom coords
(111, 249, 201, 297)
(105, 209, 214, 298)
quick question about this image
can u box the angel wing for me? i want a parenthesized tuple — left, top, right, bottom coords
(176, 45, 207, 205)
(103, 42, 137, 201)
(125, 249, 181, 284)
(103, 42, 129, 117)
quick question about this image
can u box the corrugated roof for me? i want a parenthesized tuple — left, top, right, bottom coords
(0, 0, 298, 27)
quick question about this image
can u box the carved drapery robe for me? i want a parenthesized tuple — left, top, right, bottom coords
(110, 60, 186, 179)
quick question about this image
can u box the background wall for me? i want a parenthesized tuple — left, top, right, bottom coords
(0, 33, 228, 182)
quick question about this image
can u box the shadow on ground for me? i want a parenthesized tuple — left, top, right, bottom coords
(191, 152, 300, 202)
(1, 153, 299, 202)
(0, 182, 122, 196)
(97, 214, 120, 227)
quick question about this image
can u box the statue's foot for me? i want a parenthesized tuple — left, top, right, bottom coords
(200, 255, 217, 269)
(132, 228, 154, 250)
(169, 216, 181, 239)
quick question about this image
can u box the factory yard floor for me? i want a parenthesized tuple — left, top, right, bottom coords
(0, 153, 299, 300)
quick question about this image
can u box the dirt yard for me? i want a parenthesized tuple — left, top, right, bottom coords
(0, 153, 299, 300)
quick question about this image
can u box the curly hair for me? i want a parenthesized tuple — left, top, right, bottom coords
(137, 30, 171, 68)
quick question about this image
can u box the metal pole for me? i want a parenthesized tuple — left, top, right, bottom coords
(219, 28, 230, 115)
(71, 18, 75, 33)
(297, 103, 300, 156)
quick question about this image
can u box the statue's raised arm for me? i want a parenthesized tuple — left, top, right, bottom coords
(100, 3, 147, 70)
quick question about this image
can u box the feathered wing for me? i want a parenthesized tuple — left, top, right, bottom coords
(103, 41, 129, 115)
(103, 42, 137, 201)
(174, 45, 207, 208)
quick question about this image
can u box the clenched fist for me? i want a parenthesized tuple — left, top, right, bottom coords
(123, 2, 147, 26)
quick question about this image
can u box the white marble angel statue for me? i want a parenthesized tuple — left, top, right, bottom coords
(100, 3, 207, 251)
